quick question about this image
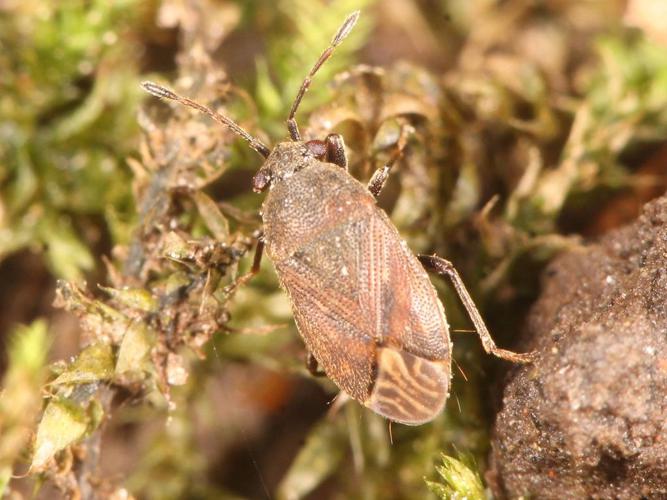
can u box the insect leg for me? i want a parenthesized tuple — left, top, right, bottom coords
(324, 133, 348, 170)
(367, 122, 412, 199)
(418, 254, 536, 364)
(224, 234, 265, 296)
(367, 162, 393, 199)
(306, 352, 326, 377)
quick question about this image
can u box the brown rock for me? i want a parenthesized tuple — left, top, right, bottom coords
(488, 195, 667, 499)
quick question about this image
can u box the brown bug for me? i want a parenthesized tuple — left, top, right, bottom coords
(142, 11, 533, 425)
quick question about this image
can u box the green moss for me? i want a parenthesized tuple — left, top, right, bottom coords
(0, 0, 143, 280)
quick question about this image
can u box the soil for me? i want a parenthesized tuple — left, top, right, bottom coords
(488, 194, 667, 499)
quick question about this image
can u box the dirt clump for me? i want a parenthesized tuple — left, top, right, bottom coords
(488, 194, 667, 499)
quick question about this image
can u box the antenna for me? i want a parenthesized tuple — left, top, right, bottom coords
(141, 81, 271, 158)
(286, 10, 360, 141)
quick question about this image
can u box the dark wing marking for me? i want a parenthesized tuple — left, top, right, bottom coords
(367, 347, 449, 425)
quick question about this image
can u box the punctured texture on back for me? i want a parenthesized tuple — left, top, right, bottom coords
(262, 160, 452, 425)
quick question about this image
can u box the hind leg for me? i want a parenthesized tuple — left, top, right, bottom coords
(418, 254, 535, 364)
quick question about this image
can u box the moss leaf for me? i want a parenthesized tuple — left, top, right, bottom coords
(425, 453, 485, 500)
(192, 191, 230, 241)
(0, 466, 9, 496)
(31, 399, 88, 470)
(0, 321, 50, 481)
(52, 343, 114, 386)
(99, 285, 158, 313)
(115, 323, 154, 375)
(40, 217, 94, 282)
(276, 416, 347, 500)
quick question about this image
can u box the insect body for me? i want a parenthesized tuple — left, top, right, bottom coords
(259, 143, 452, 423)
(143, 11, 533, 425)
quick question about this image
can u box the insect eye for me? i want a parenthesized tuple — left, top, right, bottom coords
(305, 140, 327, 159)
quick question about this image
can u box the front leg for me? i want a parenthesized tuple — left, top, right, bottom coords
(367, 163, 393, 199)
(223, 233, 265, 296)
(418, 254, 536, 364)
(367, 122, 413, 199)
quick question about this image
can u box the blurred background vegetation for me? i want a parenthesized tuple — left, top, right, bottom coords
(1, 0, 666, 498)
